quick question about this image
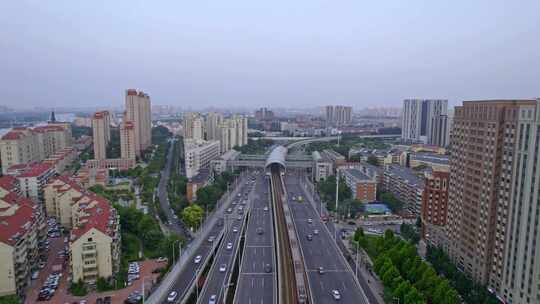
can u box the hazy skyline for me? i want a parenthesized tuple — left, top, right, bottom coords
(2, 1, 539, 109)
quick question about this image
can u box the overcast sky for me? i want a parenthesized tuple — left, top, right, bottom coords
(2, 1, 539, 109)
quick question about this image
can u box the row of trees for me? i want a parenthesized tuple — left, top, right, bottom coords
(355, 229, 460, 304)
(426, 246, 500, 304)
(233, 138, 274, 155)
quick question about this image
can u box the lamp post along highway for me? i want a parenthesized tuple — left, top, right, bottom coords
(335, 168, 340, 241)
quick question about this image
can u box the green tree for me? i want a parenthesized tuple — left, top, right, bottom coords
(182, 204, 204, 228)
(0, 295, 21, 304)
(404, 287, 424, 304)
(96, 277, 113, 292)
(393, 281, 412, 303)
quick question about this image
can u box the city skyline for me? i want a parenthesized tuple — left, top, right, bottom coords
(2, 1, 539, 109)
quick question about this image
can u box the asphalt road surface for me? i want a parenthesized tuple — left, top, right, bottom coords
(163, 175, 255, 303)
(157, 139, 192, 238)
(197, 175, 257, 304)
(234, 174, 276, 304)
(285, 173, 368, 304)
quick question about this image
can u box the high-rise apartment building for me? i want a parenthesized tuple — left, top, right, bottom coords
(205, 112, 223, 141)
(120, 121, 136, 160)
(125, 89, 152, 156)
(217, 115, 248, 153)
(325, 105, 352, 127)
(430, 114, 449, 147)
(255, 107, 274, 120)
(91, 111, 111, 160)
(402, 99, 448, 145)
(446, 99, 540, 304)
(182, 112, 204, 140)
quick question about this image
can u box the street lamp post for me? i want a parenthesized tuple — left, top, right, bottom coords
(172, 239, 181, 265)
(355, 241, 359, 278)
(334, 168, 340, 241)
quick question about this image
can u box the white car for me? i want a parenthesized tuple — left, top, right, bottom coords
(194, 255, 202, 264)
(331, 289, 341, 300)
(232, 227, 238, 233)
(226, 242, 233, 250)
(219, 264, 227, 272)
(209, 294, 217, 304)
(313, 229, 319, 235)
(263, 206, 269, 211)
(307, 218, 313, 224)
(167, 291, 178, 302)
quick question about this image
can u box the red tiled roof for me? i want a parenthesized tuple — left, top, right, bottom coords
(71, 196, 114, 240)
(17, 162, 53, 178)
(0, 176, 18, 192)
(33, 125, 66, 133)
(0, 196, 36, 245)
(126, 89, 138, 96)
(1, 131, 25, 140)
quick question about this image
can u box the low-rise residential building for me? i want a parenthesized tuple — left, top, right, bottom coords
(44, 176, 120, 285)
(85, 158, 136, 171)
(6, 162, 56, 204)
(74, 167, 109, 189)
(0, 176, 42, 297)
(321, 149, 346, 167)
(409, 152, 449, 170)
(312, 151, 333, 182)
(43, 147, 77, 174)
(0, 123, 72, 174)
(184, 139, 220, 179)
(70, 195, 120, 285)
(339, 167, 376, 202)
(383, 165, 425, 216)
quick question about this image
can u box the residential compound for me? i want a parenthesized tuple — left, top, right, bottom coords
(88, 89, 151, 170)
(401, 99, 449, 147)
(0, 176, 45, 297)
(0, 122, 72, 174)
(183, 112, 248, 155)
(44, 176, 120, 285)
(325, 105, 352, 127)
(444, 99, 540, 303)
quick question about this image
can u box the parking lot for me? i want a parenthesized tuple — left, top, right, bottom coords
(25, 218, 165, 304)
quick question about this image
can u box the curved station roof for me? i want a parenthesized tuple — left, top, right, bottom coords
(265, 145, 287, 171)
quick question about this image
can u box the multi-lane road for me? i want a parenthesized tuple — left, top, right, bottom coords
(234, 174, 276, 304)
(157, 139, 191, 238)
(197, 178, 254, 304)
(285, 173, 369, 304)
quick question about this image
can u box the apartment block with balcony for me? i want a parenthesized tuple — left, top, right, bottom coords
(44, 176, 120, 285)
(420, 168, 449, 248)
(70, 197, 120, 285)
(0, 176, 41, 297)
(383, 165, 425, 216)
(184, 139, 220, 179)
(339, 167, 377, 203)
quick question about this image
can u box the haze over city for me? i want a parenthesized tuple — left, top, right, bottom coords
(3, 0, 540, 109)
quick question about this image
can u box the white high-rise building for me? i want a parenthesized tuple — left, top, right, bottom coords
(401, 99, 448, 144)
(205, 112, 223, 141)
(325, 105, 352, 127)
(91, 111, 111, 160)
(217, 115, 248, 153)
(125, 89, 152, 156)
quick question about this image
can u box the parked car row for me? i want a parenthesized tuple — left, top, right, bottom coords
(124, 290, 142, 304)
(47, 218, 62, 238)
(37, 273, 61, 301)
(127, 262, 140, 285)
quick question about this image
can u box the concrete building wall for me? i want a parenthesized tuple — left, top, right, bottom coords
(0, 243, 16, 296)
(70, 228, 113, 284)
